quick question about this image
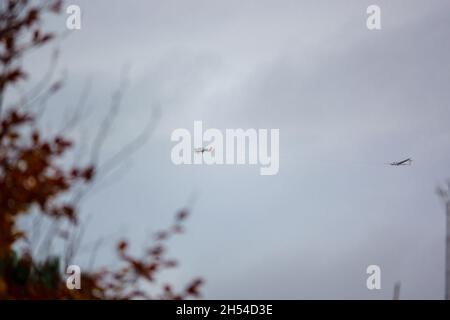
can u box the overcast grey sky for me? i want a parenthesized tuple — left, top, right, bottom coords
(13, 0, 450, 299)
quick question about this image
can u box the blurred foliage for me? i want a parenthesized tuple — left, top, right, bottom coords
(0, 0, 202, 299)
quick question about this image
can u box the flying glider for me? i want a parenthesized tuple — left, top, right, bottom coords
(389, 158, 412, 166)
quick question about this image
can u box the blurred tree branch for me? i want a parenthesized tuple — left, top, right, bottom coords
(0, 0, 202, 299)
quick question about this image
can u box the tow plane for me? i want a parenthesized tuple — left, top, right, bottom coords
(194, 146, 214, 154)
